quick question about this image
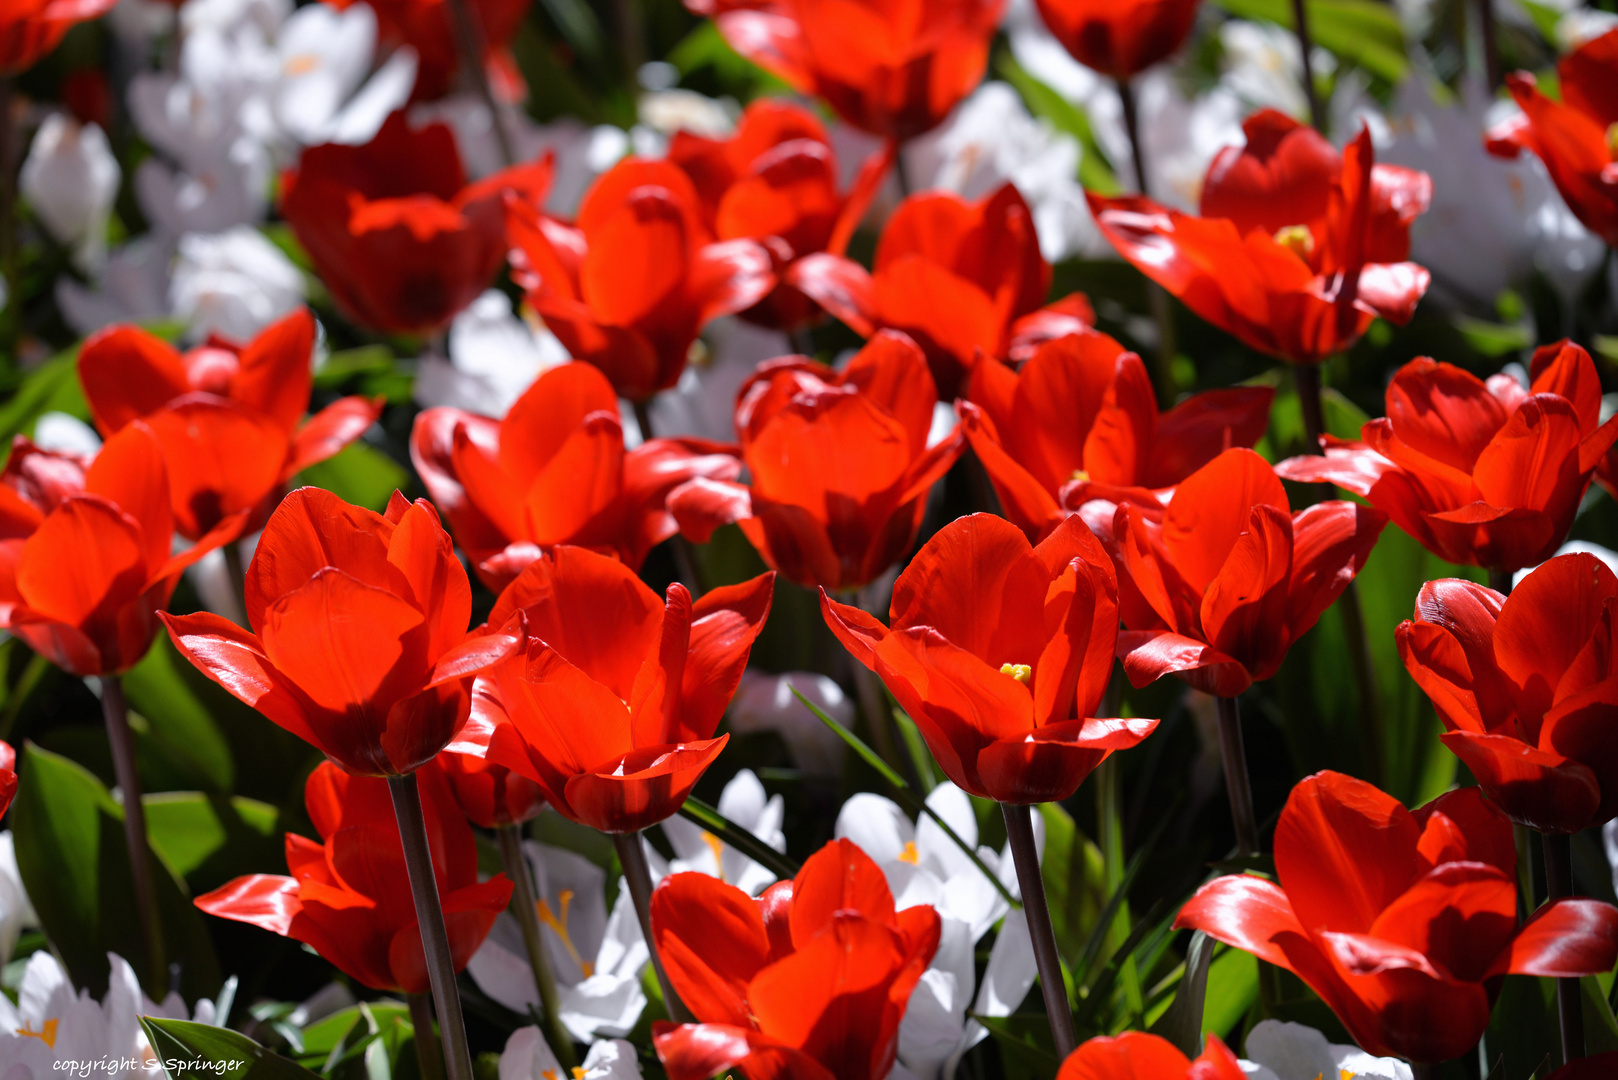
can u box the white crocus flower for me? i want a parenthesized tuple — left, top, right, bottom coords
(727, 671, 852, 778)
(467, 842, 649, 1042)
(169, 226, 305, 343)
(1218, 20, 1310, 119)
(32, 413, 103, 458)
(0, 832, 38, 966)
(654, 769, 786, 897)
(269, 3, 415, 148)
(500, 1028, 644, 1080)
(413, 95, 602, 214)
(20, 114, 121, 273)
(838, 783, 1041, 1080)
(414, 291, 570, 418)
(56, 235, 174, 337)
(0, 952, 148, 1079)
(1240, 1019, 1412, 1080)
(905, 82, 1100, 263)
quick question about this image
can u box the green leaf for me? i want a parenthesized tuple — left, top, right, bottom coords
(1147, 931, 1212, 1056)
(996, 53, 1121, 195)
(678, 795, 801, 880)
(142, 1017, 322, 1080)
(1212, 0, 1408, 83)
(296, 1003, 411, 1064)
(295, 442, 408, 512)
(1201, 945, 1258, 1038)
(975, 1014, 1061, 1080)
(1585, 976, 1618, 1055)
(123, 637, 236, 793)
(144, 792, 281, 890)
(0, 348, 90, 444)
(314, 346, 411, 403)
(1453, 314, 1534, 358)
(11, 743, 221, 1001)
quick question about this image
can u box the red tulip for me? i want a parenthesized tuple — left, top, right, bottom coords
(76, 309, 382, 541)
(281, 111, 554, 336)
(411, 360, 743, 591)
(505, 158, 776, 402)
(651, 837, 940, 1080)
(698, 0, 1001, 141)
(195, 760, 512, 994)
(0, 0, 115, 75)
(1031, 0, 1201, 81)
(1176, 770, 1618, 1062)
(323, 0, 532, 101)
(0, 741, 15, 819)
(1396, 553, 1618, 835)
(792, 183, 1089, 397)
(436, 747, 545, 829)
(160, 487, 524, 776)
(823, 513, 1157, 803)
(1485, 28, 1618, 247)
(1277, 342, 1618, 572)
(1549, 1052, 1618, 1080)
(959, 330, 1274, 541)
(454, 546, 774, 833)
(1105, 447, 1387, 696)
(1089, 126, 1432, 365)
(668, 100, 893, 331)
(1056, 1032, 1244, 1080)
(668, 331, 963, 592)
(0, 424, 240, 676)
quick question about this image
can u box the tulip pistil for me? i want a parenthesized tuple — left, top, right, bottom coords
(999, 663, 1033, 684)
(1273, 224, 1315, 259)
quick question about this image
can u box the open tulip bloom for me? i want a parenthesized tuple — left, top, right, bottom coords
(196, 761, 512, 994)
(77, 308, 382, 541)
(694, 0, 1003, 142)
(824, 512, 1155, 805)
(281, 111, 555, 336)
(505, 157, 776, 403)
(791, 182, 1086, 397)
(1176, 771, 1618, 1063)
(1278, 342, 1618, 573)
(1089, 122, 1432, 365)
(412, 359, 743, 591)
(958, 330, 1274, 541)
(1106, 447, 1386, 696)
(453, 545, 774, 833)
(1486, 27, 1618, 248)
(1057, 1031, 1245, 1080)
(650, 837, 940, 1080)
(670, 331, 963, 592)
(1031, 0, 1202, 82)
(668, 99, 893, 331)
(1398, 552, 1618, 835)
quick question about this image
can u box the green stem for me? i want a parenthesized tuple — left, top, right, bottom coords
(387, 773, 474, 1080)
(405, 993, 444, 1080)
(1002, 803, 1077, 1058)
(1117, 77, 1177, 405)
(495, 824, 575, 1071)
(1543, 832, 1584, 1065)
(611, 831, 692, 1024)
(1290, 0, 1326, 131)
(102, 676, 167, 994)
(445, 0, 515, 167)
(1215, 695, 1260, 857)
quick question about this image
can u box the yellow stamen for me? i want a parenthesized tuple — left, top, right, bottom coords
(572, 1070, 588, 1080)
(701, 830, 726, 883)
(16, 1019, 57, 1047)
(283, 53, 321, 76)
(1273, 223, 1316, 259)
(1608, 122, 1618, 157)
(1070, 469, 1091, 483)
(542, 1070, 560, 1080)
(898, 840, 920, 865)
(999, 663, 1032, 685)
(535, 890, 595, 978)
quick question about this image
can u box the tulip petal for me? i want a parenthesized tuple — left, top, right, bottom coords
(1162, 448, 1289, 595)
(1273, 439, 1391, 496)
(1145, 384, 1275, 490)
(1285, 500, 1387, 638)
(789, 838, 895, 947)
(1200, 503, 1293, 682)
(160, 610, 327, 752)
(653, 1021, 836, 1080)
(16, 496, 146, 628)
(77, 325, 190, 433)
(692, 237, 777, 324)
(232, 308, 317, 433)
(499, 361, 621, 480)
(1494, 552, 1618, 726)
(1471, 394, 1584, 524)
(653, 871, 773, 1028)
(194, 874, 301, 935)
(786, 252, 878, 337)
(1487, 897, 1618, 978)
(956, 400, 1062, 541)
(1423, 502, 1556, 574)
(289, 396, 385, 476)
(669, 476, 755, 544)
(563, 735, 729, 833)
(245, 486, 402, 632)
(144, 399, 289, 539)
(1274, 770, 1420, 935)
(1173, 873, 1302, 968)
(1365, 862, 1518, 982)
(1439, 729, 1601, 834)
(679, 572, 775, 741)
(1116, 629, 1251, 696)
(976, 716, 1158, 805)
(83, 421, 174, 573)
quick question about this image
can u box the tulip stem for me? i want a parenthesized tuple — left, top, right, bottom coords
(1476, 0, 1501, 89)
(495, 824, 576, 1071)
(1289, 0, 1326, 131)
(445, 0, 516, 168)
(1002, 803, 1077, 1058)
(387, 772, 474, 1080)
(1542, 831, 1585, 1065)
(611, 831, 693, 1025)
(222, 540, 249, 627)
(1293, 364, 1327, 453)
(102, 675, 168, 995)
(0, 75, 16, 355)
(1116, 77, 1178, 405)
(1215, 696, 1261, 858)
(405, 993, 444, 1080)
